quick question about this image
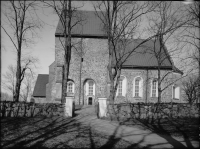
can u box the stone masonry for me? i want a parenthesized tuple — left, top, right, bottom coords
(47, 37, 109, 104)
(115, 69, 183, 103)
(44, 37, 183, 104)
(45, 36, 183, 104)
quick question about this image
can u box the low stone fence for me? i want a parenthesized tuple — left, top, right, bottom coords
(0, 101, 65, 117)
(100, 102, 200, 120)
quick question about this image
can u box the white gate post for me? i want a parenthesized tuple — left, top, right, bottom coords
(98, 98, 107, 117)
(64, 96, 74, 117)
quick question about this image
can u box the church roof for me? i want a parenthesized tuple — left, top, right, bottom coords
(55, 10, 182, 73)
(33, 74, 49, 97)
(111, 39, 173, 69)
(55, 10, 107, 38)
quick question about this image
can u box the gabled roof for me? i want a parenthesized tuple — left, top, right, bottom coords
(55, 10, 182, 73)
(33, 74, 49, 97)
(111, 39, 173, 69)
(55, 10, 107, 38)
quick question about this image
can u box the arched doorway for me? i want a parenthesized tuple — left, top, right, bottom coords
(83, 79, 95, 105)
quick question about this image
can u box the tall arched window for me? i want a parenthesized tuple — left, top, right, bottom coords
(133, 77, 143, 97)
(88, 81, 94, 95)
(67, 81, 75, 93)
(116, 76, 127, 97)
(85, 80, 95, 96)
(151, 79, 158, 97)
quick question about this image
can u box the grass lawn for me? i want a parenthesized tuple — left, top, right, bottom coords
(1, 116, 140, 149)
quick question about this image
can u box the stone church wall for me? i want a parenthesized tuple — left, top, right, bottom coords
(115, 69, 182, 103)
(54, 37, 109, 104)
(46, 36, 183, 104)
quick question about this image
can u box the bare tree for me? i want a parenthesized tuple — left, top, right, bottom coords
(182, 75, 199, 104)
(93, 1, 159, 106)
(180, 2, 200, 103)
(43, 0, 84, 103)
(0, 92, 13, 101)
(1, 0, 42, 102)
(146, 1, 191, 105)
(20, 72, 36, 102)
(2, 57, 38, 101)
(2, 65, 16, 99)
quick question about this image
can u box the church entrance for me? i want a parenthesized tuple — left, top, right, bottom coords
(83, 79, 95, 105)
(88, 97, 93, 105)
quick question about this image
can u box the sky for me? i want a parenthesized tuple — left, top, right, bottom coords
(1, 1, 95, 76)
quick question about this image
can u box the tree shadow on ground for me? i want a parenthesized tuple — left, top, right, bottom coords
(134, 117, 198, 149)
(1, 105, 144, 149)
(2, 105, 198, 149)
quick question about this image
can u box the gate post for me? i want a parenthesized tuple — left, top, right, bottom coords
(64, 96, 74, 117)
(98, 98, 107, 118)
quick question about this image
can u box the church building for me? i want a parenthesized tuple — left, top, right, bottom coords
(33, 10, 183, 104)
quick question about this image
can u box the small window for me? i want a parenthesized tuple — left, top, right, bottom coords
(67, 82, 73, 93)
(172, 85, 180, 99)
(151, 79, 158, 97)
(116, 76, 126, 97)
(135, 78, 140, 97)
(67, 81, 74, 93)
(133, 77, 143, 97)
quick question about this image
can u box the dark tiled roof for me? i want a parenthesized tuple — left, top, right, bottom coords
(55, 10, 107, 37)
(55, 10, 178, 71)
(112, 39, 173, 68)
(33, 74, 49, 97)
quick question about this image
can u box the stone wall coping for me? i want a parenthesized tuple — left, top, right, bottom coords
(98, 98, 107, 100)
(65, 96, 74, 99)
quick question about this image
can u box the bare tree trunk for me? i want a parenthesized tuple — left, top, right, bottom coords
(0, 0, 1, 100)
(61, 0, 72, 103)
(107, 24, 114, 104)
(79, 38, 83, 105)
(198, 39, 200, 103)
(158, 67, 161, 103)
(146, 69, 149, 103)
(14, 45, 22, 102)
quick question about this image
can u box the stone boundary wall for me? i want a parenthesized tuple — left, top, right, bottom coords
(103, 103, 200, 120)
(0, 101, 65, 117)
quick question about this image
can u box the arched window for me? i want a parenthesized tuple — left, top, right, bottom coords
(133, 77, 143, 97)
(85, 80, 95, 96)
(172, 85, 180, 99)
(151, 79, 158, 97)
(116, 76, 127, 97)
(88, 81, 94, 95)
(67, 81, 75, 93)
(118, 79, 123, 96)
